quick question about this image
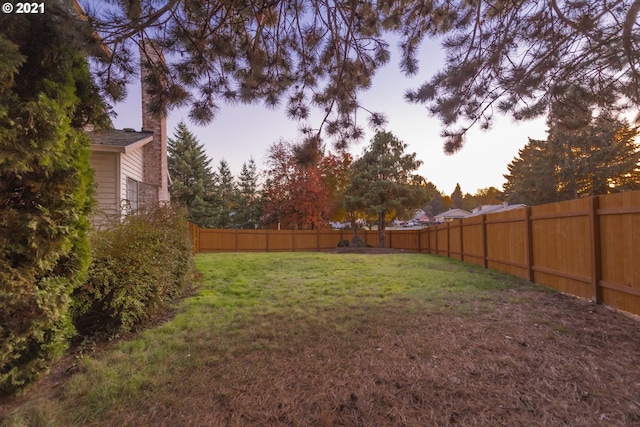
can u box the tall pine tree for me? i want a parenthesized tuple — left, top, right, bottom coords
(235, 157, 261, 229)
(451, 183, 463, 209)
(211, 159, 238, 228)
(503, 113, 640, 205)
(66, 1, 640, 153)
(167, 121, 215, 227)
(344, 131, 424, 248)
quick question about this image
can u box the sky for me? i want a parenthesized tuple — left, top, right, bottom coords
(108, 36, 549, 197)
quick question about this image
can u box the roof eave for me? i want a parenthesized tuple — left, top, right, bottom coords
(123, 135, 154, 153)
(89, 134, 153, 154)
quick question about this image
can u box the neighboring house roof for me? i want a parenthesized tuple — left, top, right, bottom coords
(435, 208, 471, 219)
(88, 129, 154, 153)
(466, 203, 527, 217)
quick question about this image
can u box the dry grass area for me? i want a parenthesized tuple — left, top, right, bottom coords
(2, 252, 640, 427)
(133, 295, 640, 427)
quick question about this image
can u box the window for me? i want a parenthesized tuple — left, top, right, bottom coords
(126, 177, 139, 214)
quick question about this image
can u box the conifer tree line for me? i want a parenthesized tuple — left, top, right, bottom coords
(168, 123, 433, 232)
(172, 112, 640, 231)
(168, 121, 262, 229)
(170, 121, 507, 231)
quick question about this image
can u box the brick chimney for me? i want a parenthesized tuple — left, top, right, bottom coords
(139, 39, 170, 204)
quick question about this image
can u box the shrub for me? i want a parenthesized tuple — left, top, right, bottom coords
(0, 26, 97, 395)
(72, 206, 194, 336)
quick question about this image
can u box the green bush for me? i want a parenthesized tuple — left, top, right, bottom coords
(72, 206, 194, 336)
(0, 24, 97, 396)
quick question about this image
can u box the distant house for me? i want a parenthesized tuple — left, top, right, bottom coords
(435, 208, 471, 222)
(410, 209, 432, 224)
(466, 202, 526, 217)
(87, 40, 170, 227)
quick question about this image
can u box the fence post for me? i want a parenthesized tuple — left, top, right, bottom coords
(459, 219, 464, 262)
(235, 228, 239, 252)
(191, 223, 199, 254)
(266, 229, 270, 252)
(449, 221, 453, 258)
(524, 207, 534, 282)
(481, 215, 488, 269)
(589, 196, 603, 304)
(425, 227, 429, 253)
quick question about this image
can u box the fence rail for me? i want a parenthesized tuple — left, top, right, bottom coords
(191, 190, 640, 316)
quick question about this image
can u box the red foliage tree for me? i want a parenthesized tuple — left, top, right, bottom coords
(318, 151, 352, 222)
(262, 140, 332, 230)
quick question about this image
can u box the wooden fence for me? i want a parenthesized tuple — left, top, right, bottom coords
(191, 227, 419, 253)
(191, 190, 640, 316)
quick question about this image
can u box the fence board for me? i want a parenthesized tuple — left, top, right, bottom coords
(387, 230, 421, 251)
(598, 191, 640, 315)
(198, 228, 237, 252)
(235, 230, 267, 251)
(460, 216, 484, 266)
(449, 220, 463, 260)
(530, 199, 592, 299)
(484, 208, 528, 278)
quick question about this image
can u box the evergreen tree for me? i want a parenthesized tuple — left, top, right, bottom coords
(235, 157, 261, 229)
(402, 1, 640, 152)
(503, 113, 640, 205)
(474, 187, 504, 206)
(167, 120, 215, 227)
(61, 1, 640, 152)
(550, 114, 640, 198)
(0, 14, 104, 395)
(451, 183, 463, 209)
(424, 192, 443, 217)
(344, 131, 424, 248)
(503, 139, 562, 206)
(212, 159, 238, 228)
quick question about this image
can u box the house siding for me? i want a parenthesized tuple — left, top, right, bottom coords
(120, 146, 145, 209)
(89, 151, 119, 226)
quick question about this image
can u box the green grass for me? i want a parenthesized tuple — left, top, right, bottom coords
(2, 253, 540, 426)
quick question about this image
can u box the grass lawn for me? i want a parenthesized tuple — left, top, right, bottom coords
(2, 252, 640, 426)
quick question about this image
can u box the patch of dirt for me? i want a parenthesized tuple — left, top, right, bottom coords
(326, 247, 419, 254)
(149, 291, 640, 427)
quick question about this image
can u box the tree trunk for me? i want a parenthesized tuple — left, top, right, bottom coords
(378, 211, 386, 248)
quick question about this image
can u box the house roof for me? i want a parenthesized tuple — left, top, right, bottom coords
(466, 203, 527, 217)
(88, 129, 153, 154)
(435, 208, 471, 219)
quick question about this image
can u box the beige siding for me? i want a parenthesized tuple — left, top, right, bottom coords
(120, 147, 144, 202)
(89, 152, 119, 219)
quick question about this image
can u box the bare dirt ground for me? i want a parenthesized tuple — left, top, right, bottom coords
(327, 247, 419, 254)
(173, 291, 640, 427)
(2, 254, 640, 426)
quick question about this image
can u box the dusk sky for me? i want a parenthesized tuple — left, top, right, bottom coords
(108, 35, 548, 196)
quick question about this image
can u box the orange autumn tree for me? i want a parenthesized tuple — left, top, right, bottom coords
(318, 151, 353, 223)
(262, 140, 331, 230)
